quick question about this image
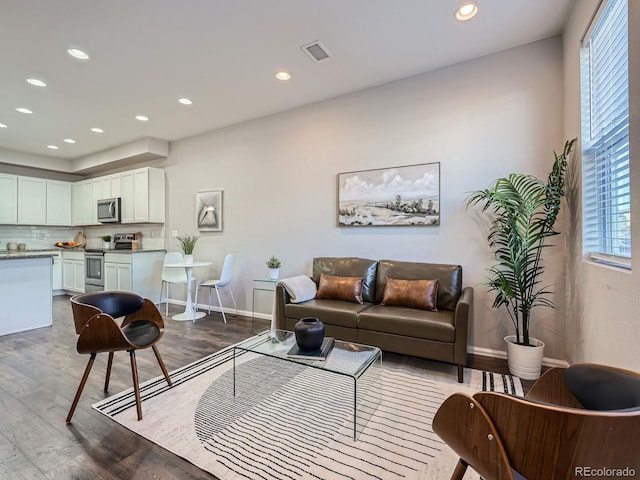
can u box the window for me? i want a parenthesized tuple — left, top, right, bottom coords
(581, 0, 630, 267)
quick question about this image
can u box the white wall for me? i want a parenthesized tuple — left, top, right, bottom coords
(163, 37, 566, 358)
(563, 1, 640, 371)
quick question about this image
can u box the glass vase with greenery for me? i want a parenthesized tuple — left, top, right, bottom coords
(466, 139, 575, 346)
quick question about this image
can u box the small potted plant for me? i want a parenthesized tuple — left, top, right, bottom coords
(266, 255, 282, 280)
(101, 235, 112, 249)
(177, 234, 199, 264)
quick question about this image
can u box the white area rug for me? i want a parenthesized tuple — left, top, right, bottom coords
(94, 344, 523, 480)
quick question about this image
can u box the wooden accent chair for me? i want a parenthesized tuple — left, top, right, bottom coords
(66, 291, 173, 423)
(433, 363, 640, 480)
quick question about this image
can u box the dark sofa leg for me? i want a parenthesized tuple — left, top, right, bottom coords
(457, 364, 463, 383)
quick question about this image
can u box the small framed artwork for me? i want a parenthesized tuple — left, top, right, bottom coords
(196, 190, 223, 232)
(337, 162, 440, 226)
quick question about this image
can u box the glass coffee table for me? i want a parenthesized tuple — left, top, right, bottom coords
(233, 330, 382, 440)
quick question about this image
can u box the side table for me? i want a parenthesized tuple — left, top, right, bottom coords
(252, 279, 277, 333)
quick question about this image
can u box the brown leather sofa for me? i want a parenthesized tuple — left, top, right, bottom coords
(274, 257, 473, 382)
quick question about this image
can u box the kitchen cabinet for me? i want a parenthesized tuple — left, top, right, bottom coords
(104, 256, 132, 292)
(0, 174, 18, 224)
(46, 180, 72, 226)
(62, 251, 85, 292)
(104, 251, 164, 302)
(0, 257, 52, 336)
(73, 180, 93, 226)
(120, 171, 134, 223)
(52, 252, 62, 290)
(121, 167, 164, 224)
(17, 176, 46, 225)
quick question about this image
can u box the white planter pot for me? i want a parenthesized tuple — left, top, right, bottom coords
(268, 267, 280, 280)
(103, 242, 111, 249)
(505, 335, 545, 380)
(184, 254, 194, 265)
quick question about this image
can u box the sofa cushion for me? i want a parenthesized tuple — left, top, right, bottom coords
(375, 260, 462, 311)
(313, 257, 378, 304)
(382, 277, 439, 311)
(285, 299, 372, 328)
(316, 273, 364, 304)
(357, 304, 455, 342)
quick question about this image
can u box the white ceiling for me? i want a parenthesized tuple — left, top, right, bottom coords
(0, 0, 573, 167)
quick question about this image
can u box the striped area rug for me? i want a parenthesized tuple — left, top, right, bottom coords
(94, 344, 523, 480)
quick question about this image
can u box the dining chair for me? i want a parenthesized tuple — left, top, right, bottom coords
(66, 291, 173, 423)
(159, 251, 188, 316)
(196, 253, 238, 323)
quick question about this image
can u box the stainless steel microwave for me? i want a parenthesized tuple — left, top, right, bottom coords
(97, 197, 121, 223)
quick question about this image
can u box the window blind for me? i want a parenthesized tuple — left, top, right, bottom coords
(581, 0, 630, 265)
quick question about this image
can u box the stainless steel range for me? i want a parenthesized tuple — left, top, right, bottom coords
(84, 233, 137, 292)
(113, 232, 135, 249)
(84, 249, 105, 292)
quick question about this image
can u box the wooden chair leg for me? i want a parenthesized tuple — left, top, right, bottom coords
(457, 364, 464, 383)
(152, 345, 172, 387)
(451, 459, 469, 480)
(66, 353, 96, 423)
(104, 351, 114, 392)
(129, 350, 143, 421)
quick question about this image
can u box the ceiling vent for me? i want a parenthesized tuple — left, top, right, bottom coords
(301, 41, 332, 63)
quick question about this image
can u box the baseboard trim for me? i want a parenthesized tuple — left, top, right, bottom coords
(469, 345, 570, 368)
(163, 298, 255, 320)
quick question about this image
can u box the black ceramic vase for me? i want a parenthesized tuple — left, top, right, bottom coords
(294, 317, 325, 351)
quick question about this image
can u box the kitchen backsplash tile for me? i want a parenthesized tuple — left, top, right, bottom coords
(0, 225, 166, 250)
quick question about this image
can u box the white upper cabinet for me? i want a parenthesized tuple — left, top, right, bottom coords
(46, 180, 72, 226)
(17, 176, 46, 225)
(0, 174, 18, 224)
(108, 173, 121, 198)
(73, 180, 93, 226)
(122, 167, 164, 223)
(120, 170, 134, 223)
(2, 166, 163, 227)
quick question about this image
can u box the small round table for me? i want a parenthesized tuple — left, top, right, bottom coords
(165, 261, 211, 321)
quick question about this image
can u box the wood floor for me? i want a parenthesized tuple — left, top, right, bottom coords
(0, 295, 514, 479)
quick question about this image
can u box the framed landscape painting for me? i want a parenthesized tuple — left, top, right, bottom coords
(337, 163, 440, 226)
(196, 189, 223, 232)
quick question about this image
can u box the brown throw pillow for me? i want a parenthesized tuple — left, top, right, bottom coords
(316, 274, 364, 304)
(381, 277, 439, 311)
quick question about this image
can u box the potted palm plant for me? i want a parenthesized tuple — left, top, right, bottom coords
(266, 255, 282, 280)
(466, 139, 575, 380)
(177, 234, 199, 265)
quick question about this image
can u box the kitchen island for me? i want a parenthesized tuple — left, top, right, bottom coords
(0, 253, 53, 336)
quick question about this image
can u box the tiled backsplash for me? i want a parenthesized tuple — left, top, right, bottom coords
(0, 225, 166, 250)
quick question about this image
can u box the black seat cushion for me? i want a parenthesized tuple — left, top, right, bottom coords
(565, 365, 640, 411)
(122, 320, 161, 348)
(76, 292, 144, 318)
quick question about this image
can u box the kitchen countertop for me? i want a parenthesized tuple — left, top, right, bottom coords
(103, 249, 166, 253)
(0, 251, 58, 260)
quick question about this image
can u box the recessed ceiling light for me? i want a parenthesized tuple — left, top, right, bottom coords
(67, 47, 90, 60)
(0, 123, 7, 128)
(455, 2, 478, 21)
(178, 98, 193, 105)
(47, 145, 59, 150)
(16, 107, 32, 114)
(135, 115, 149, 122)
(91, 127, 104, 133)
(275, 70, 291, 81)
(63, 138, 76, 144)
(26, 78, 47, 87)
